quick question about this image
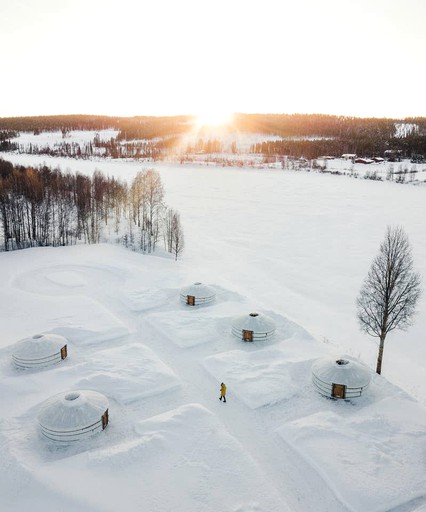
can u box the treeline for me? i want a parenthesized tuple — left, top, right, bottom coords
(0, 130, 18, 152)
(116, 116, 192, 140)
(0, 159, 184, 258)
(4, 113, 426, 141)
(250, 134, 426, 159)
(11, 135, 181, 160)
(2, 113, 426, 160)
(0, 115, 118, 134)
(0, 115, 193, 141)
(234, 113, 408, 139)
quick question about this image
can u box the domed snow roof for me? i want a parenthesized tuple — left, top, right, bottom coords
(38, 390, 109, 442)
(12, 333, 68, 369)
(312, 356, 371, 399)
(179, 282, 216, 306)
(232, 312, 276, 341)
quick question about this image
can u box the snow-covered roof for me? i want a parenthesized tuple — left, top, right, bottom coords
(179, 282, 216, 305)
(38, 390, 109, 442)
(231, 312, 276, 340)
(312, 356, 371, 398)
(12, 333, 67, 369)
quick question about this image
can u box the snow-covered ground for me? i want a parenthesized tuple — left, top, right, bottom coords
(10, 130, 119, 146)
(1, 154, 426, 512)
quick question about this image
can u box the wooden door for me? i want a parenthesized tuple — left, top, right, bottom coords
(60, 345, 68, 360)
(332, 383, 346, 399)
(187, 295, 195, 306)
(102, 409, 109, 430)
(242, 329, 254, 342)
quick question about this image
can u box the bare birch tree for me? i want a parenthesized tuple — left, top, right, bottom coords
(357, 226, 421, 374)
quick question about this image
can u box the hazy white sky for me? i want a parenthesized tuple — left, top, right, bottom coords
(1, 0, 425, 118)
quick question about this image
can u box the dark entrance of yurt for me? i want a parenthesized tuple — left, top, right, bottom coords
(242, 329, 254, 342)
(332, 383, 346, 399)
(187, 295, 195, 306)
(102, 409, 109, 430)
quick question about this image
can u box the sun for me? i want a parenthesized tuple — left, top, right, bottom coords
(195, 110, 234, 128)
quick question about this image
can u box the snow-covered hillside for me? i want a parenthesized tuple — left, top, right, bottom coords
(1, 157, 426, 512)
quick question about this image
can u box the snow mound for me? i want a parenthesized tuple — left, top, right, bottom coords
(75, 344, 181, 402)
(119, 287, 176, 312)
(277, 396, 426, 512)
(204, 339, 328, 409)
(12, 264, 123, 297)
(145, 310, 220, 348)
(53, 403, 288, 512)
(45, 270, 87, 287)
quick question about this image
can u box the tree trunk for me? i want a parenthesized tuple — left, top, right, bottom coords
(376, 333, 386, 374)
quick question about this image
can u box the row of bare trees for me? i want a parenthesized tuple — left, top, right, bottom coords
(0, 160, 184, 259)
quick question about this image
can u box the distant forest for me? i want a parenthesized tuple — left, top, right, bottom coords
(0, 158, 184, 258)
(1, 113, 426, 159)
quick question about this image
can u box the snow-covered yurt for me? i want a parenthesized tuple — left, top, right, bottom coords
(232, 312, 276, 342)
(12, 333, 68, 370)
(38, 390, 109, 442)
(179, 282, 216, 306)
(311, 357, 371, 399)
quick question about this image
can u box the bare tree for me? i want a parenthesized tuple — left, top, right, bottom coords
(171, 210, 184, 261)
(357, 226, 421, 374)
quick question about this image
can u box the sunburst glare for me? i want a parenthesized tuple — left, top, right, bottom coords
(195, 110, 234, 128)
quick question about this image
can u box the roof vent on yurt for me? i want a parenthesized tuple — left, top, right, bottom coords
(179, 282, 216, 306)
(12, 333, 68, 370)
(232, 312, 276, 342)
(38, 390, 109, 442)
(311, 356, 371, 399)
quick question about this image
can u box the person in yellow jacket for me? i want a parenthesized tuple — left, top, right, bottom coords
(219, 382, 227, 403)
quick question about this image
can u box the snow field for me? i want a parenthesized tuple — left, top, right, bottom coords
(1, 244, 424, 512)
(10, 129, 120, 147)
(278, 395, 426, 512)
(0, 155, 426, 511)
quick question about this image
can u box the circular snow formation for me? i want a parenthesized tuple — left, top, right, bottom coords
(312, 356, 372, 399)
(231, 312, 276, 341)
(46, 270, 87, 287)
(38, 390, 109, 442)
(179, 282, 216, 306)
(12, 333, 68, 370)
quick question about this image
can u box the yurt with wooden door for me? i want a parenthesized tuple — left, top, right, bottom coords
(311, 356, 371, 399)
(179, 282, 216, 306)
(12, 333, 68, 370)
(38, 390, 109, 442)
(231, 312, 276, 342)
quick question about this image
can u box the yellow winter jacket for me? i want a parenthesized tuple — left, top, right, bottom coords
(220, 383, 226, 396)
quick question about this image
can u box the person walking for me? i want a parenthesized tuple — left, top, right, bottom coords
(219, 382, 227, 403)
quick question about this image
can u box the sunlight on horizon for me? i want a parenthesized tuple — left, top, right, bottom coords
(195, 111, 234, 128)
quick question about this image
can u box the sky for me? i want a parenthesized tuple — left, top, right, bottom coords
(1, 0, 425, 119)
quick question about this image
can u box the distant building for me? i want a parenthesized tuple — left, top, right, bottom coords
(354, 158, 374, 164)
(411, 154, 425, 163)
(342, 153, 356, 160)
(384, 149, 403, 162)
(372, 157, 385, 163)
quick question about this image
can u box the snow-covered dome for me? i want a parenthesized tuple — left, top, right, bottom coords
(179, 282, 216, 306)
(12, 333, 68, 370)
(311, 356, 371, 399)
(231, 312, 276, 342)
(38, 390, 109, 442)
